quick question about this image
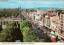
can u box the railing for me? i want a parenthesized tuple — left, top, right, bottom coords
(0, 18, 21, 21)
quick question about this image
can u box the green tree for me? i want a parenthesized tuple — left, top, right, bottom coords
(20, 20, 40, 42)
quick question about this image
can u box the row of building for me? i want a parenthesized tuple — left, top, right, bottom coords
(26, 9, 64, 38)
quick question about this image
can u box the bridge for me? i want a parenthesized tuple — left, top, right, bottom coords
(0, 18, 21, 25)
(0, 18, 21, 22)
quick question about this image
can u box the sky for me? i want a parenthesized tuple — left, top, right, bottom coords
(0, 0, 64, 9)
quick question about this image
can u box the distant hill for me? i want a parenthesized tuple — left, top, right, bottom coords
(22, 7, 64, 11)
(32, 7, 62, 10)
